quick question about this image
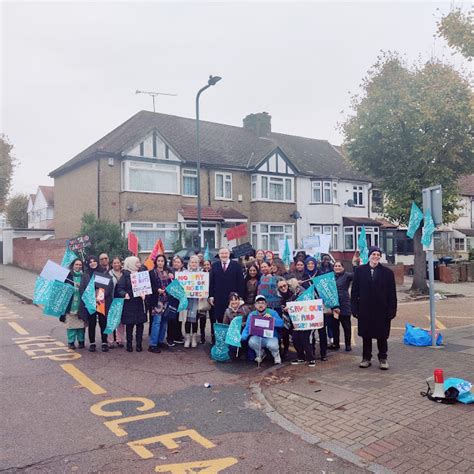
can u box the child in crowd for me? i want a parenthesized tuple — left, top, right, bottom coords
(184, 255, 201, 348)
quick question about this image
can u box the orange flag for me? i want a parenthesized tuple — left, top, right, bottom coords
(144, 239, 165, 271)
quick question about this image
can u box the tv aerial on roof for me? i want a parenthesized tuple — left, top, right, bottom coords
(135, 90, 177, 112)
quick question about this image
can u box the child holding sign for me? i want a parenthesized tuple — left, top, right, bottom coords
(241, 295, 284, 365)
(183, 255, 201, 348)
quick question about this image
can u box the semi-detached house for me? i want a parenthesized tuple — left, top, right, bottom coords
(50, 111, 377, 258)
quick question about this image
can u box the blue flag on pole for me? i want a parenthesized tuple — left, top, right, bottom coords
(165, 279, 188, 312)
(421, 209, 435, 247)
(104, 298, 125, 334)
(61, 245, 78, 268)
(211, 323, 230, 361)
(312, 272, 339, 308)
(82, 275, 96, 315)
(282, 237, 292, 266)
(33, 276, 54, 305)
(225, 316, 243, 347)
(203, 242, 210, 262)
(296, 285, 315, 301)
(43, 281, 75, 317)
(358, 225, 369, 264)
(407, 202, 423, 239)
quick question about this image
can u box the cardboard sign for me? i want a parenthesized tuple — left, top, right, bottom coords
(175, 271, 209, 298)
(94, 274, 111, 287)
(43, 281, 75, 318)
(302, 234, 331, 254)
(225, 223, 248, 241)
(249, 314, 275, 338)
(130, 271, 152, 297)
(286, 299, 324, 331)
(68, 235, 91, 251)
(232, 242, 254, 259)
(40, 260, 70, 283)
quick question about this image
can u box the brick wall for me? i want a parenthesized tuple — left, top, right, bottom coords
(13, 237, 69, 274)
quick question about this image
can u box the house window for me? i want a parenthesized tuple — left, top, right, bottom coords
(454, 238, 465, 251)
(123, 161, 179, 194)
(332, 182, 338, 204)
(372, 189, 383, 213)
(333, 226, 339, 250)
(215, 172, 232, 200)
(312, 182, 321, 203)
(252, 223, 293, 252)
(312, 180, 337, 204)
(356, 226, 379, 247)
(252, 174, 294, 202)
(323, 182, 332, 203)
(353, 185, 364, 206)
(182, 169, 198, 197)
(129, 222, 179, 252)
(310, 225, 340, 251)
(344, 226, 355, 251)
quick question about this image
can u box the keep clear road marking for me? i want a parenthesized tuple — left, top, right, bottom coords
(61, 363, 107, 395)
(7, 321, 29, 335)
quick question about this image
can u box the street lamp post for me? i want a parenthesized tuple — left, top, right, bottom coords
(195, 75, 222, 248)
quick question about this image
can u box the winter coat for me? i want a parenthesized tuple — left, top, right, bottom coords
(148, 268, 173, 312)
(244, 278, 259, 305)
(78, 270, 114, 322)
(351, 263, 397, 339)
(335, 271, 353, 316)
(115, 270, 148, 325)
(223, 303, 249, 326)
(209, 260, 245, 322)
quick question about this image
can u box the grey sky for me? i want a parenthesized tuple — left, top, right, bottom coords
(1, 1, 468, 196)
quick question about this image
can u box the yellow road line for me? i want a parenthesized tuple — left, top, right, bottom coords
(7, 322, 29, 335)
(61, 363, 107, 395)
(424, 315, 447, 330)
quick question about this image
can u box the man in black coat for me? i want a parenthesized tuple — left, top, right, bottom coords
(351, 246, 397, 370)
(209, 247, 245, 327)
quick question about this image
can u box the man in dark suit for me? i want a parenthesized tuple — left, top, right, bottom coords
(351, 246, 397, 370)
(209, 247, 245, 329)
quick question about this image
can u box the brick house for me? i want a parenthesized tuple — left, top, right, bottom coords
(50, 111, 372, 254)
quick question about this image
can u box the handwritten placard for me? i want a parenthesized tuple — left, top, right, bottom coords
(175, 272, 209, 298)
(130, 271, 152, 297)
(286, 299, 324, 331)
(249, 314, 275, 338)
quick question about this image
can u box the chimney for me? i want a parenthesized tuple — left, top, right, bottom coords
(243, 112, 272, 137)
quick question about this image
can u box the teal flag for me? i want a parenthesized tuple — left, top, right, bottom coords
(43, 281, 74, 317)
(104, 298, 125, 335)
(225, 316, 242, 347)
(211, 323, 230, 361)
(313, 252, 321, 262)
(312, 272, 339, 308)
(165, 279, 188, 312)
(203, 243, 210, 262)
(61, 245, 78, 268)
(33, 277, 54, 305)
(407, 202, 423, 239)
(296, 285, 315, 301)
(421, 209, 435, 247)
(357, 226, 369, 264)
(282, 237, 291, 266)
(82, 275, 96, 315)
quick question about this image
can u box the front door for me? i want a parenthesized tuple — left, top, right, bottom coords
(202, 227, 216, 249)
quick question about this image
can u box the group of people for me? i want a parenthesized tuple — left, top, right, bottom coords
(59, 244, 397, 370)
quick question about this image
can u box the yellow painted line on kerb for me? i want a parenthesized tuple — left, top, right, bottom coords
(7, 322, 29, 335)
(425, 314, 447, 330)
(61, 363, 107, 395)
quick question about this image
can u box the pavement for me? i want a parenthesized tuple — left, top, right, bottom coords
(1, 263, 473, 473)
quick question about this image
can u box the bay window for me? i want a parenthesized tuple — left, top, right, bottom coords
(127, 222, 179, 252)
(251, 223, 294, 252)
(310, 224, 340, 251)
(251, 174, 294, 202)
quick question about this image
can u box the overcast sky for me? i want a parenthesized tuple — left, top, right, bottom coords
(1, 0, 469, 196)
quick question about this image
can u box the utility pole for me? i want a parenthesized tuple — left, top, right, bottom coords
(135, 90, 177, 112)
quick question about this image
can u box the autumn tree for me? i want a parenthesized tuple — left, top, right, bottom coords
(0, 135, 15, 212)
(341, 53, 474, 294)
(5, 193, 28, 228)
(437, 7, 474, 60)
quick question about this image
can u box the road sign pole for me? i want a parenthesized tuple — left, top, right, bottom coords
(426, 246, 436, 347)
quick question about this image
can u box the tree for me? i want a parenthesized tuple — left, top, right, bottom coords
(78, 213, 130, 258)
(341, 53, 474, 294)
(437, 7, 474, 60)
(5, 193, 28, 228)
(0, 135, 15, 212)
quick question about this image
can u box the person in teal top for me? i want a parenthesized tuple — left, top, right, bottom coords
(59, 258, 86, 349)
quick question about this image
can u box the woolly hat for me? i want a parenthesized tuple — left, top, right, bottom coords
(368, 246, 382, 257)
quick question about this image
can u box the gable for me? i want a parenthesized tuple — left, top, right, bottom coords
(256, 149, 296, 175)
(34, 190, 48, 210)
(124, 130, 181, 162)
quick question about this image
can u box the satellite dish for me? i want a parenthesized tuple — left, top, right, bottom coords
(346, 199, 355, 207)
(290, 210, 302, 219)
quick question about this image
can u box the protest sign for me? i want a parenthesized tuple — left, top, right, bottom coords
(131, 271, 153, 297)
(312, 271, 339, 308)
(279, 238, 293, 266)
(232, 242, 254, 259)
(296, 285, 315, 301)
(104, 298, 125, 335)
(249, 314, 275, 338)
(128, 231, 139, 256)
(257, 275, 280, 307)
(421, 209, 435, 247)
(33, 276, 54, 305)
(40, 260, 70, 282)
(175, 271, 209, 298)
(210, 323, 230, 362)
(82, 275, 96, 315)
(225, 316, 243, 347)
(302, 234, 331, 254)
(68, 235, 91, 251)
(43, 281, 74, 317)
(287, 299, 324, 331)
(357, 226, 369, 264)
(225, 223, 248, 241)
(165, 279, 188, 312)
(407, 202, 423, 239)
(60, 246, 78, 268)
(94, 274, 111, 287)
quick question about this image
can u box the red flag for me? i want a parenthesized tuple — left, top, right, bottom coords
(225, 223, 248, 241)
(128, 232, 139, 256)
(144, 239, 165, 270)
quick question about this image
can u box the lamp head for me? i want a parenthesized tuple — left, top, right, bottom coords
(208, 75, 222, 86)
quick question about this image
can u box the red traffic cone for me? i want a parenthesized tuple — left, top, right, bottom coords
(433, 368, 445, 398)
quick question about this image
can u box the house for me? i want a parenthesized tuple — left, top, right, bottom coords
(27, 186, 55, 229)
(50, 111, 372, 254)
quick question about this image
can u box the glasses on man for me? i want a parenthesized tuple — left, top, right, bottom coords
(278, 284, 288, 290)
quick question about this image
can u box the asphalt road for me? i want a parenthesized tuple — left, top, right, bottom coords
(0, 289, 367, 474)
